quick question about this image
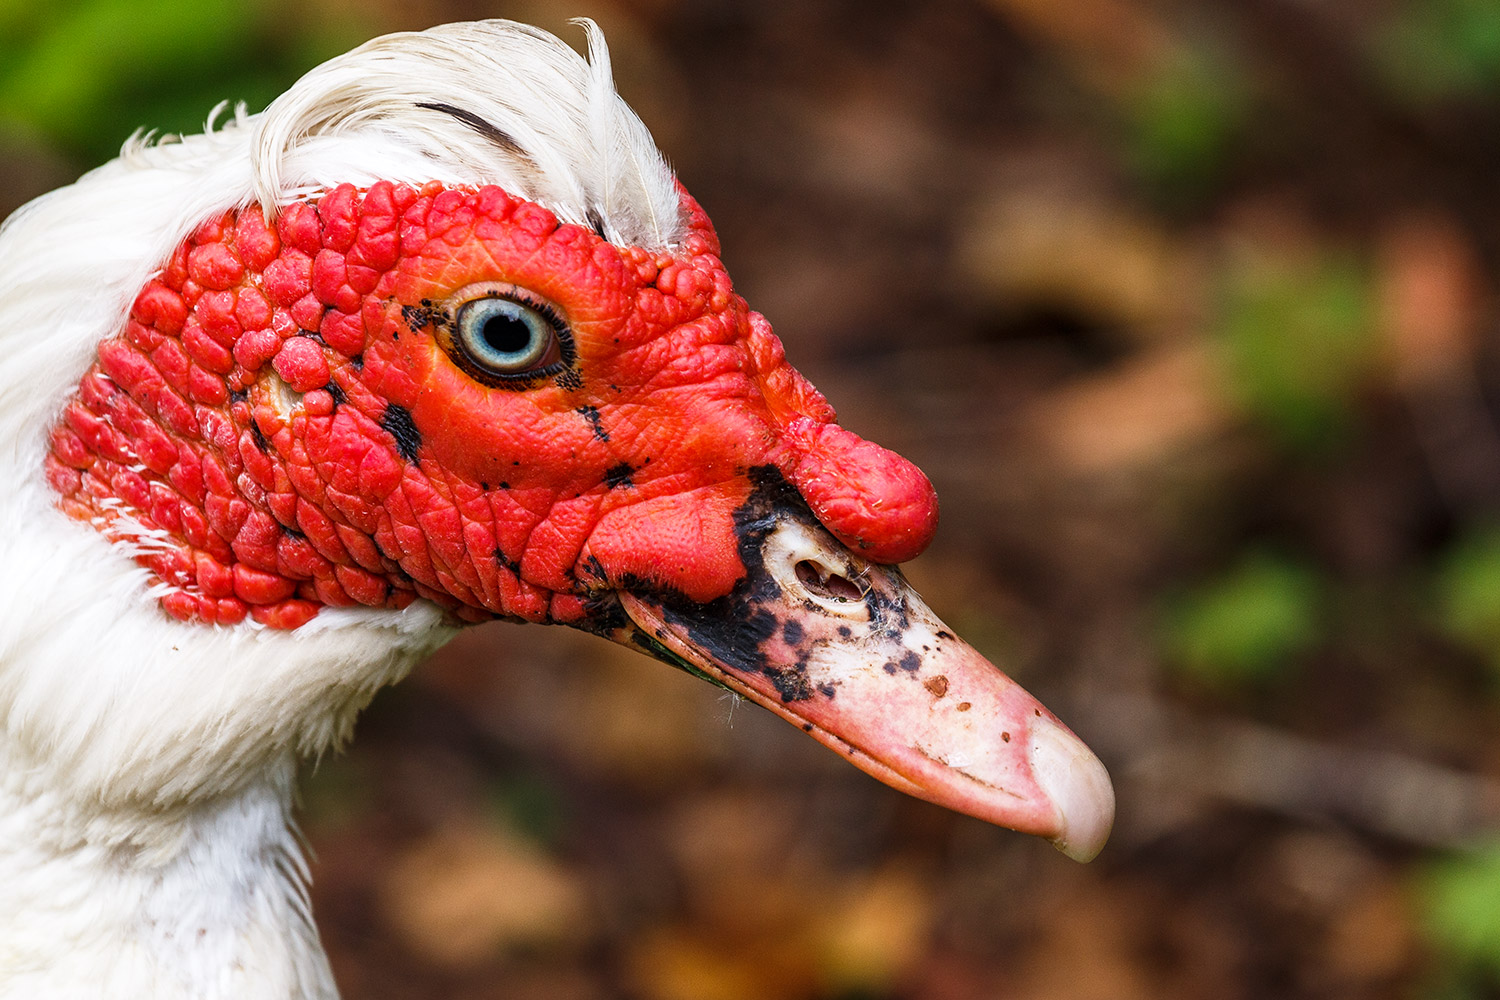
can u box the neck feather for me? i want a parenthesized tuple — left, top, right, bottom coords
(0, 746, 337, 999)
(0, 499, 454, 998)
(3, 291, 453, 995)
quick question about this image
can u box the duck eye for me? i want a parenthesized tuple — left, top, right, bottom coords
(454, 296, 560, 375)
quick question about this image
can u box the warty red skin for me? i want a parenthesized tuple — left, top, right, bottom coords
(46, 180, 939, 629)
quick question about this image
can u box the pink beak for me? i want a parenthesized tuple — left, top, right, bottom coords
(608, 496, 1115, 862)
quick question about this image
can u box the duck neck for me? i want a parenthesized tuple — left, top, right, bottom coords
(0, 741, 338, 1000)
(0, 471, 453, 997)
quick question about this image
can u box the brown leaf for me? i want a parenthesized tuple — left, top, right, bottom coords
(627, 926, 818, 1000)
(1378, 212, 1484, 391)
(812, 862, 937, 994)
(378, 823, 591, 969)
(1323, 880, 1417, 985)
(983, 0, 1173, 92)
(960, 190, 1188, 339)
(1025, 342, 1228, 473)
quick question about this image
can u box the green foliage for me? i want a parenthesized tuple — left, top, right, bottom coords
(1216, 250, 1377, 453)
(1418, 840, 1500, 985)
(1161, 549, 1322, 688)
(486, 773, 569, 848)
(1124, 46, 1249, 202)
(1372, 0, 1500, 105)
(0, 0, 363, 164)
(1434, 523, 1500, 674)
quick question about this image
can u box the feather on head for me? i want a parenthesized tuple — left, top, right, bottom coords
(250, 19, 684, 248)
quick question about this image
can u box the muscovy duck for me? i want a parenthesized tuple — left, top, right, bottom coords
(0, 20, 1112, 999)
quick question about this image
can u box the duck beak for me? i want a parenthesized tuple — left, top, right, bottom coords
(606, 500, 1115, 862)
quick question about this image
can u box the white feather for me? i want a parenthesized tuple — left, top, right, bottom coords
(0, 19, 679, 998)
(252, 18, 682, 246)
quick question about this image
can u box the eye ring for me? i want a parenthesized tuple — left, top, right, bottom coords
(432, 283, 574, 388)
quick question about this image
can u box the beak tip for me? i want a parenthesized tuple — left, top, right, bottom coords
(1030, 716, 1115, 863)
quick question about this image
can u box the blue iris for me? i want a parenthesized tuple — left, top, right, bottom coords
(455, 296, 554, 373)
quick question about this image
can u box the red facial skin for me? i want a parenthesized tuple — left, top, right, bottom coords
(45, 181, 939, 629)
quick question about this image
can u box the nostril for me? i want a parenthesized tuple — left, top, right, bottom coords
(794, 560, 863, 603)
(763, 522, 874, 622)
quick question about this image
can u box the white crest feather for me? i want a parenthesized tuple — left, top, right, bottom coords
(251, 18, 683, 247)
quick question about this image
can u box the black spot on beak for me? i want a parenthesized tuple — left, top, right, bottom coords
(882, 652, 921, 675)
(642, 468, 823, 702)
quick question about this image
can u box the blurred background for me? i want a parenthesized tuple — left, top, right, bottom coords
(8, 0, 1500, 996)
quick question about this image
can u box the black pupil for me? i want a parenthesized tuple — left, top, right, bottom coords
(482, 311, 534, 356)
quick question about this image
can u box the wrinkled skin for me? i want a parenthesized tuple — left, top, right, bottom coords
(47, 180, 1113, 859)
(50, 182, 933, 626)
